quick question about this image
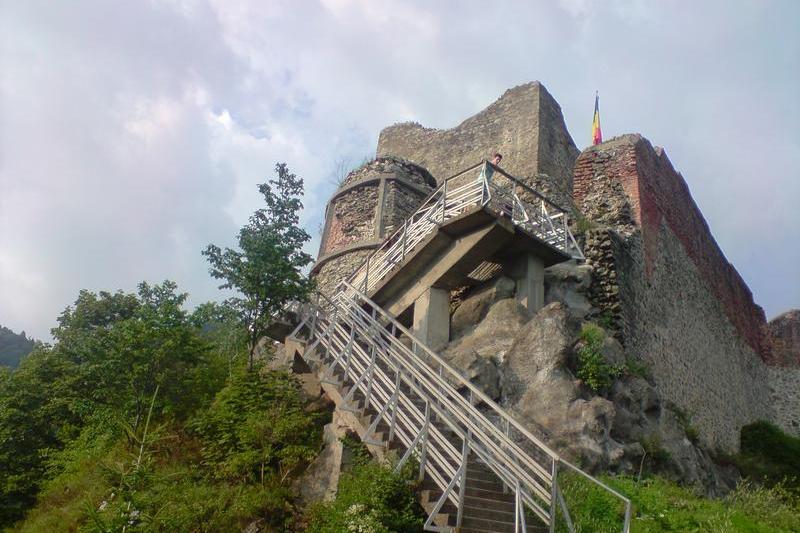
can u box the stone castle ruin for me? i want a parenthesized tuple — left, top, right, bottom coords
(296, 81, 799, 504)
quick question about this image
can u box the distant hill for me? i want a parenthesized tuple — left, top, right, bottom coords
(0, 326, 36, 367)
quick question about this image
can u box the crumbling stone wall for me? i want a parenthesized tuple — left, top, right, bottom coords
(323, 186, 379, 254)
(766, 310, 800, 435)
(575, 135, 770, 361)
(377, 82, 579, 197)
(768, 310, 800, 366)
(768, 367, 800, 434)
(313, 249, 371, 301)
(312, 157, 435, 297)
(381, 180, 429, 236)
(574, 135, 778, 450)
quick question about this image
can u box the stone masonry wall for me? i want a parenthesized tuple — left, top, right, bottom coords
(768, 310, 800, 366)
(313, 157, 435, 298)
(381, 181, 429, 236)
(768, 367, 800, 435)
(574, 135, 779, 449)
(314, 249, 371, 299)
(574, 135, 770, 362)
(321, 185, 378, 255)
(616, 222, 772, 450)
(377, 82, 579, 195)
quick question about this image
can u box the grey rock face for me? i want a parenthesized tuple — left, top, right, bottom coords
(451, 276, 517, 339)
(443, 293, 736, 494)
(544, 261, 594, 319)
(443, 298, 527, 401)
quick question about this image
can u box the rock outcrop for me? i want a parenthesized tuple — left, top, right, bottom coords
(442, 268, 738, 495)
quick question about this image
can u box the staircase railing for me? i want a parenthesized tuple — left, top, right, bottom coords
(344, 161, 584, 302)
(289, 281, 631, 532)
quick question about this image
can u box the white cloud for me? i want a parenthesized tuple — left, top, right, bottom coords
(0, 0, 797, 339)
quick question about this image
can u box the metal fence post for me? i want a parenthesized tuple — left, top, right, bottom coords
(550, 459, 558, 533)
(401, 219, 408, 260)
(364, 256, 370, 293)
(441, 178, 447, 223)
(418, 401, 430, 482)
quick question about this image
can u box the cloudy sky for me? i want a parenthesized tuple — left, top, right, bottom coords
(1, 0, 798, 340)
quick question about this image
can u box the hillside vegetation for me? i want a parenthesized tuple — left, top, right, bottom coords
(0, 326, 35, 367)
(2, 162, 799, 532)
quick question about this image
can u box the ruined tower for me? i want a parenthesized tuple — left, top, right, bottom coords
(312, 156, 436, 296)
(377, 81, 579, 208)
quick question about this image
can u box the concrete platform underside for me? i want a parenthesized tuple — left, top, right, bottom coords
(366, 205, 569, 319)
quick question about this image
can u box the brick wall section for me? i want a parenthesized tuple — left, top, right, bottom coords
(573, 134, 771, 363)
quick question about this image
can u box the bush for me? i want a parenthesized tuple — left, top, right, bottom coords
(738, 421, 800, 494)
(576, 324, 623, 393)
(191, 366, 323, 484)
(306, 459, 424, 533)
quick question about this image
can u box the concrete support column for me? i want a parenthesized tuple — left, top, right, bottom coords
(412, 287, 450, 351)
(513, 254, 545, 313)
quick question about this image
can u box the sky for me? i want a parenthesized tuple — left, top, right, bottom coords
(1, 0, 798, 341)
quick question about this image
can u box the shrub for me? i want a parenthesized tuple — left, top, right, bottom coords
(306, 460, 424, 533)
(738, 421, 800, 494)
(576, 324, 623, 393)
(191, 366, 323, 484)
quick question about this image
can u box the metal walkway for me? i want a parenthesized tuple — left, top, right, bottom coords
(342, 161, 584, 304)
(286, 282, 632, 532)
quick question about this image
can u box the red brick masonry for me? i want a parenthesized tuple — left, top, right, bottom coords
(573, 135, 773, 363)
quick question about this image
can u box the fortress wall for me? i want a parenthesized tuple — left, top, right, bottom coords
(574, 135, 770, 361)
(574, 135, 775, 450)
(321, 185, 379, 256)
(616, 221, 772, 450)
(768, 367, 800, 434)
(377, 82, 579, 197)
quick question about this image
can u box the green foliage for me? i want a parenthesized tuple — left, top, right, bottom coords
(191, 366, 322, 485)
(203, 162, 313, 365)
(0, 326, 36, 367)
(556, 473, 800, 532)
(306, 460, 424, 533)
(639, 435, 672, 472)
(669, 405, 700, 444)
(576, 323, 623, 393)
(738, 421, 800, 494)
(573, 214, 598, 235)
(0, 281, 225, 527)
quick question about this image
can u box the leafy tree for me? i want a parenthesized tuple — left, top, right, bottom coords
(191, 367, 322, 485)
(0, 326, 36, 367)
(203, 163, 313, 366)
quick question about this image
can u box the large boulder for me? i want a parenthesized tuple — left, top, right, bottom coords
(451, 276, 516, 339)
(443, 297, 526, 400)
(544, 261, 595, 319)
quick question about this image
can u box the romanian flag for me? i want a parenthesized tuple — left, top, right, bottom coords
(592, 92, 602, 145)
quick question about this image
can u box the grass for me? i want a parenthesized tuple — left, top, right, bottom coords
(556, 473, 800, 533)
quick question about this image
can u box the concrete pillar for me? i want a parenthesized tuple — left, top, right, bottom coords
(412, 287, 450, 351)
(513, 254, 545, 313)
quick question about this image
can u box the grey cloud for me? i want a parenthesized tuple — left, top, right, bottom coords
(1, 0, 797, 339)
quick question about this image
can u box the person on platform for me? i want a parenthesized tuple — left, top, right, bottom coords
(478, 152, 502, 183)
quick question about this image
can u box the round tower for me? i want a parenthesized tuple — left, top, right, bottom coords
(312, 156, 436, 296)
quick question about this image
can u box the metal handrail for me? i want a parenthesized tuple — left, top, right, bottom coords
(343, 161, 584, 301)
(289, 282, 631, 532)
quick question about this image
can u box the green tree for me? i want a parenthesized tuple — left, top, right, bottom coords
(202, 163, 313, 366)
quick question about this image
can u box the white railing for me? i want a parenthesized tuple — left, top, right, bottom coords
(289, 281, 631, 532)
(344, 161, 584, 300)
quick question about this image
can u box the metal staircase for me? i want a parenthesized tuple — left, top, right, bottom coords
(286, 282, 632, 532)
